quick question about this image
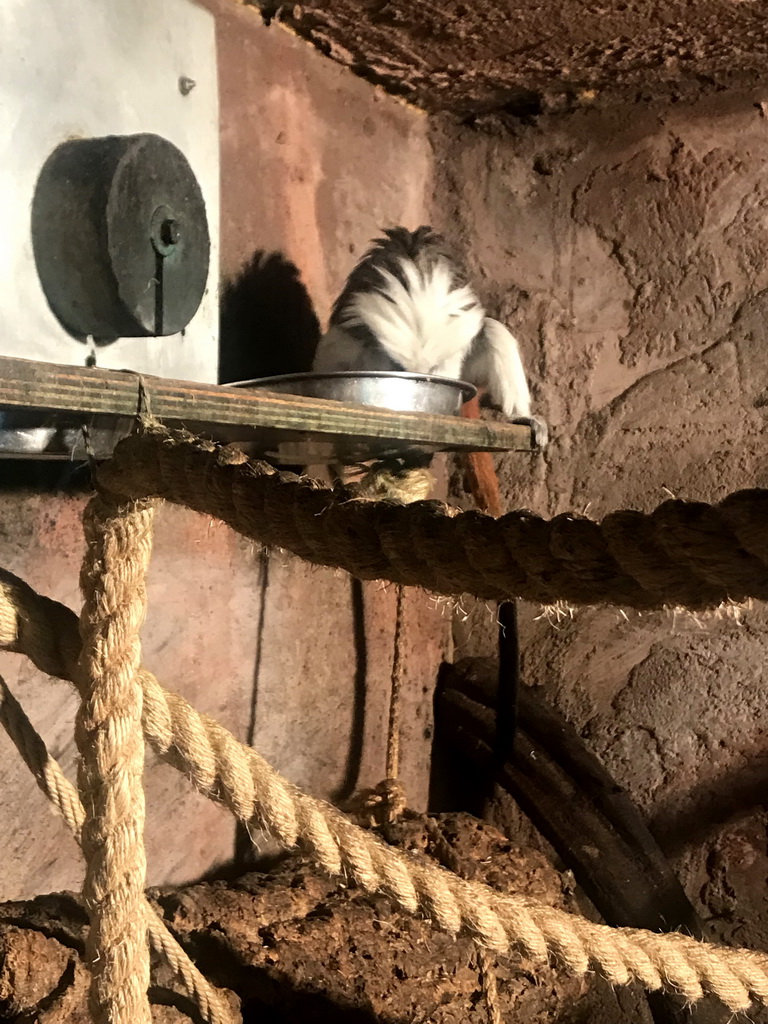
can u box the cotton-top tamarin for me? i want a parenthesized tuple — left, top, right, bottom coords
(313, 226, 544, 514)
(313, 225, 536, 421)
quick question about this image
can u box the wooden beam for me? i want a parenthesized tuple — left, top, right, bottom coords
(0, 355, 534, 459)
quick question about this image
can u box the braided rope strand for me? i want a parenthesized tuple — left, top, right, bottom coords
(2, 571, 768, 1012)
(0, 673, 235, 1024)
(0, 674, 84, 841)
(75, 494, 156, 1024)
(94, 428, 768, 611)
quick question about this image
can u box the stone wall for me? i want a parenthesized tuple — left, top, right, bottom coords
(433, 93, 768, 977)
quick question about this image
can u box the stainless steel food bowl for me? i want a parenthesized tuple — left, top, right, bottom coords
(228, 371, 476, 416)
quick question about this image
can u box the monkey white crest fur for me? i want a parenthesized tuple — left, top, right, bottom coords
(339, 260, 484, 379)
(313, 226, 534, 422)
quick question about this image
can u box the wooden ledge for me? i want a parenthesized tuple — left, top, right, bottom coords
(0, 355, 537, 463)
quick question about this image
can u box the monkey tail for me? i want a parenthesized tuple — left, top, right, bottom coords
(460, 394, 503, 518)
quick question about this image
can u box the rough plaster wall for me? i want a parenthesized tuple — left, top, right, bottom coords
(433, 93, 768, 983)
(0, 1, 446, 902)
(213, 1, 430, 323)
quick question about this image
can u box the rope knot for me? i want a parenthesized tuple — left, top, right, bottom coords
(347, 779, 408, 827)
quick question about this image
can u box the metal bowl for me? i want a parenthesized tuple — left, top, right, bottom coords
(227, 371, 476, 416)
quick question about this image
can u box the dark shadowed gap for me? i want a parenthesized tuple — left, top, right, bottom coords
(332, 576, 368, 804)
(233, 545, 270, 869)
(483, 599, 519, 814)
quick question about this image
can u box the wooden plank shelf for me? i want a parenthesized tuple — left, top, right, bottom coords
(0, 355, 537, 464)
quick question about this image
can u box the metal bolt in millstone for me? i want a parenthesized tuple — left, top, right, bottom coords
(160, 219, 180, 247)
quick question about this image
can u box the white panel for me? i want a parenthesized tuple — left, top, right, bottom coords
(0, 0, 219, 382)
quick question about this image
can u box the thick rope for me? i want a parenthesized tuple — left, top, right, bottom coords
(342, 581, 407, 827)
(95, 428, 768, 611)
(2, 572, 768, 1012)
(0, 673, 83, 839)
(351, 461, 419, 823)
(0, 674, 234, 1024)
(342, 584, 407, 827)
(386, 583, 405, 786)
(75, 494, 155, 1024)
(350, 585, 409, 828)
